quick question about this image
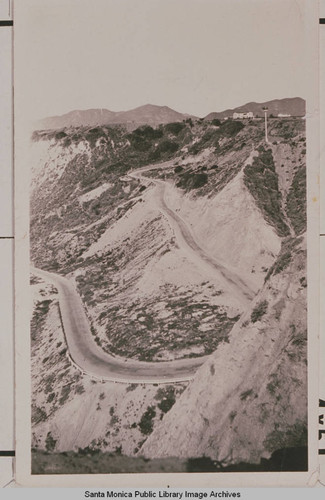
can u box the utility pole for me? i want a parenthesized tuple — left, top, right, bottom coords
(262, 106, 268, 143)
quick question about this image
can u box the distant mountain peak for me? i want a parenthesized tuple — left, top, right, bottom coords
(35, 104, 197, 131)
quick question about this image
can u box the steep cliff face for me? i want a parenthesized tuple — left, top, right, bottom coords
(141, 236, 307, 463)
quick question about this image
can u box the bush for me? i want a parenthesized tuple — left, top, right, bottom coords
(157, 139, 179, 154)
(251, 300, 268, 323)
(165, 122, 185, 135)
(174, 165, 183, 173)
(55, 130, 67, 141)
(132, 125, 163, 140)
(265, 237, 302, 281)
(45, 432, 57, 452)
(286, 166, 306, 235)
(139, 406, 156, 435)
(32, 405, 47, 424)
(244, 147, 290, 237)
(263, 420, 307, 453)
(47, 392, 55, 403)
(176, 172, 208, 190)
(155, 386, 176, 414)
(222, 120, 244, 136)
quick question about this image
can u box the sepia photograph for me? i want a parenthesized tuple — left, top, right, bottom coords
(14, 0, 319, 487)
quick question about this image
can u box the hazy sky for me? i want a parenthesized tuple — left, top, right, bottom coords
(15, 0, 307, 121)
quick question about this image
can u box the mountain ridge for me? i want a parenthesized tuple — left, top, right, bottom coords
(35, 97, 305, 131)
(205, 97, 305, 120)
(35, 104, 197, 130)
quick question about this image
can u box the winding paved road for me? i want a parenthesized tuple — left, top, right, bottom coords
(32, 160, 255, 384)
(32, 267, 209, 384)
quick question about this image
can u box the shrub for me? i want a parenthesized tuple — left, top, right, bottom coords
(286, 166, 306, 235)
(157, 139, 178, 154)
(75, 383, 85, 395)
(132, 125, 163, 140)
(165, 122, 185, 135)
(251, 300, 268, 323)
(240, 389, 254, 401)
(55, 130, 67, 141)
(155, 386, 176, 414)
(263, 420, 307, 453)
(59, 385, 71, 405)
(139, 406, 156, 435)
(32, 405, 47, 424)
(174, 165, 183, 174)
(265, 237, 302, 282)
(244, 147, 290, 237)
(47, 392, 55, 403)
(222, 120, 244, 136)
(176, 172, 208, 190)
(45, 432, 57, 452)
(130, 137, 151, 152)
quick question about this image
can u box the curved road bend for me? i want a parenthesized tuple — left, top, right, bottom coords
(32, 267, 209, 384)
(129, 168, 255, 305)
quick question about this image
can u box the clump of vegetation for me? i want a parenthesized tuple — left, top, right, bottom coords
(47, 392, 55, 403)
(244, 147, 290, 237)
(45, 432, 57, 452)
(221, 119, 244, 136)
(151, 139, 179, 160)
(265, 251, 291, 281)
(75, 383, 85, 395)
(126, 384, 137, 392)
(286, 165, 306, 235)
(155, 386, 176, 414)
(174, 165, 183, 173)
(263, 420, 307, 453)
(31, 299, 52, 343)
(240, 389, 254, 401)
(165, 122, 185, 135)
(32, 405, 47, 424)
(176, 171, 208, 190)
(85, 127, 107, 148)
(59, 384, 71, 405)
(132, 125, 163, 140)
(266, 373, 281, 396)
(251, 300, 268, 323)
(265, 236, 303, 282)
(139, 406, 156, 435)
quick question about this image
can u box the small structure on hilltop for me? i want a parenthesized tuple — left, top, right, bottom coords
(233, 111, 254, 119)
(277, 113, 291, 118)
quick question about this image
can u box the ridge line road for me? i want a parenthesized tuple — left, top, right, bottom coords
(32, 161, 255, 385)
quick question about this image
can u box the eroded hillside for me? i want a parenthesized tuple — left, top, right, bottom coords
(30, 115, 307, 470)
(140, 235, 307, 463)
